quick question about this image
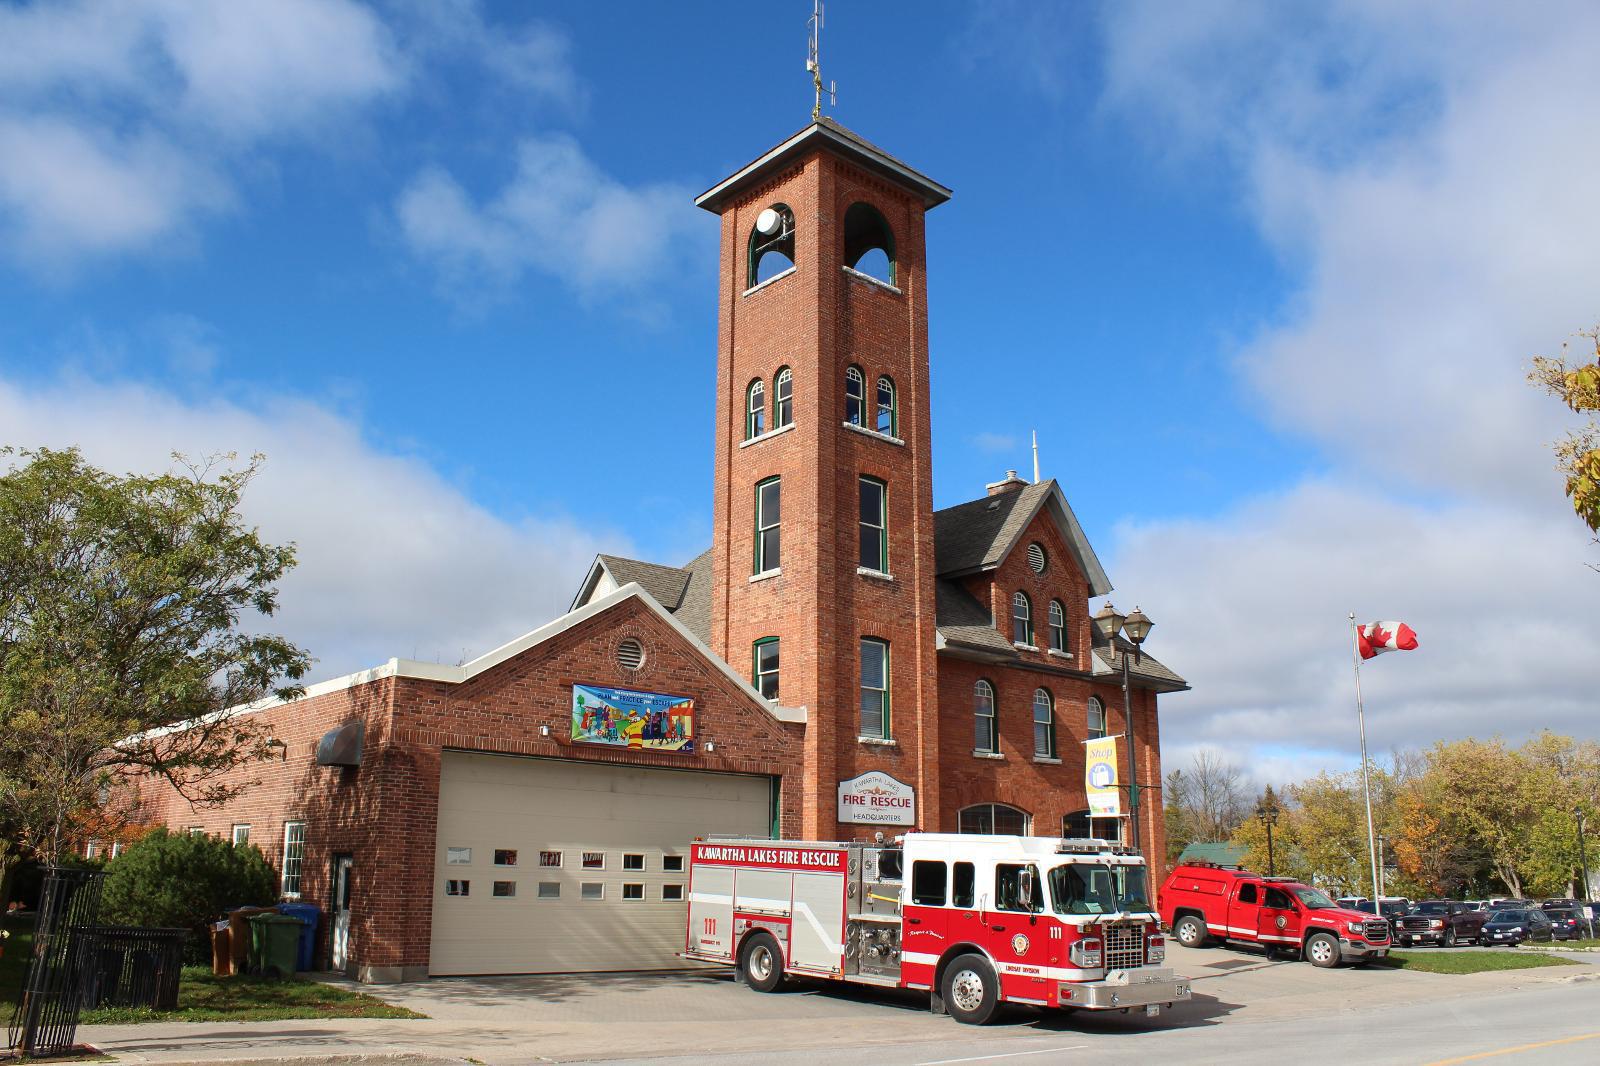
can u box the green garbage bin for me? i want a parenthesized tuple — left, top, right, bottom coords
(249, 913, 305, 979)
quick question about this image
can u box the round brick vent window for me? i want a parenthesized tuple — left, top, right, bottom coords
(1027, 542, 1047, 574)
(617, 638, 645, 671)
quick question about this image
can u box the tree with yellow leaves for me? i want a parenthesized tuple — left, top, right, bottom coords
(1530, 326, 1600, 547)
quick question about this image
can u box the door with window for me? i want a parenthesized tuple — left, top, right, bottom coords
(987, 861, 1049, 999)
(1228, 881, 1261, 939)
(1259, 886, 1301, 945)
(905, 858, 950, 951)
(331, 854, 354, 973)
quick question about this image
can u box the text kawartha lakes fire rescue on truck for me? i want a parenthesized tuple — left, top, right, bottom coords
(683, 831, 1190, 1025)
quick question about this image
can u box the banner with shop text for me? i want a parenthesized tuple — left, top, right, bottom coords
(1085, 735, 1121, 818)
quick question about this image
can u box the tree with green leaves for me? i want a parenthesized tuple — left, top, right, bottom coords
(0, 448, 311, 888)
(1530, 325, 1600, 550)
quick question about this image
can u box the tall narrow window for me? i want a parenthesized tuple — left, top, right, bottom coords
(858, 476, 887, 572)
(974, 679, 997, 754)
(753, 637, 780, 700)
(745, 379, 765, 439)
(1012, 591, 1033, 646)
(774, 367, 793, 428)
(875, 376, 896, 436)
(843, 202, 896, 285)
(281, 821, 306, 899)
(860, 637, 890, 739)
(1048, 600, 1067, 652)
(1087, 696, 1107, 740)
(845, 366, 865, 425)
(1033, 688, 1056, 758)
(754, 477, 781, 574)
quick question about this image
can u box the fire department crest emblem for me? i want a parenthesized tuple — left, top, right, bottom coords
(1011, 933, 1030, 956)
(1275, 914, 1288, 931)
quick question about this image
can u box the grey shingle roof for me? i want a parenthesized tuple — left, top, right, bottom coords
(596, 554, 692, 611)
(935, 580, 1016, 657)
(934, 482, 1052, 575)
(1090, 632, 1190, 692)
(673, 548, 712, 645)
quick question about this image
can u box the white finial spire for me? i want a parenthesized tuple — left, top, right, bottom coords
(1032, 430, 1040, 483)
(807, 0, 836, 121)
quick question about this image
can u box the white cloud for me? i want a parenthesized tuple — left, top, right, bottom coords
(971, 432, 1017, 455)
(0, 372, 626, 682)
(395, 134, 703, 302)
(0, 0, 587, 273)
(1081, 3, 1600, 776)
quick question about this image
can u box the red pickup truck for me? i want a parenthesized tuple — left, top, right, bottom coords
(1159, 862, 1392, 968)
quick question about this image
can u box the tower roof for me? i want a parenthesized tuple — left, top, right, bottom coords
(694, 117, 951, 214)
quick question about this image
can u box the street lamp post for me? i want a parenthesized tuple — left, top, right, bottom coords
(1093, 603, 1153, 853)
(1257, 796, 1280, 877)
(1576, 806, 1591, 903)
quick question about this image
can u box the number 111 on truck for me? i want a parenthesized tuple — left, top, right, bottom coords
(681, 832, 1190, 1024)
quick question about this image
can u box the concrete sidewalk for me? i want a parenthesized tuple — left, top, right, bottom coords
(77, 947, 1596, 1065)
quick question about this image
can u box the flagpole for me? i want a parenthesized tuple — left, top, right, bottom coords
(1350, 612, 1382, 908)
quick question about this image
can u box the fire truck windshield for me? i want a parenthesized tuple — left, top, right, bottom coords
(1048, 863, 1152, 916)
(1293, 887, 1337, 910)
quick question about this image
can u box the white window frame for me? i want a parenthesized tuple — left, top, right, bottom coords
(281, 821, 306, 899)
(875, 375, 896, 437)
(845, 366, 865, 425)
(746, 379, 766, 439)
(1048, 600, 1067, 652)
(1087, 696, 1107, 740)
(774, 367, 793, 428)
(232, 824, 252, 847)
(974, 679, 997, 754)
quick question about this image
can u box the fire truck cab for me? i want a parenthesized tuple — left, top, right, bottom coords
(682, 832, 1190, 1025)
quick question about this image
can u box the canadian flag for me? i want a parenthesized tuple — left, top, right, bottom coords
(1356, 620, 1419, 660)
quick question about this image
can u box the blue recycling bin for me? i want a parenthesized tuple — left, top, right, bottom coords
(277, 902, 322, 972)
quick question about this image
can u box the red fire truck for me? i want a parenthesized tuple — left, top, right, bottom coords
(681, 833, 1190, 1025)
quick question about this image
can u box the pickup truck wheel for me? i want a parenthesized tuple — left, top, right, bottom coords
(740, 933, 785, 993)
(1174, 915, 1210, 949)
(1444, 928, 1458, 948)
(941, 953, 1000, 1025)
(1305, 932, 1341, 968)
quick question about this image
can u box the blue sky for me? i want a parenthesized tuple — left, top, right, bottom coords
(4, 1, 1599, 785)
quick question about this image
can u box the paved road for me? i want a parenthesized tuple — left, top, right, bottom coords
(78, 944, 1600, 1065)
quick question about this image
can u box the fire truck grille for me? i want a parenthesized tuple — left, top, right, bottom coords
(1104, 923, 1145, 971)
(1365, 921, 1391, 942)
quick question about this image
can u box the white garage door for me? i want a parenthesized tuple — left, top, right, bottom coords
(430, 751, 773, 975)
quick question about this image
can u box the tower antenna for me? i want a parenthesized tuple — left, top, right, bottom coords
(1032, 430, 1040, 483)
(807, 0, 836, 121)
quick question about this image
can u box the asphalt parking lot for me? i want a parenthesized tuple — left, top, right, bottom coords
(80, 942, 1600, 1065)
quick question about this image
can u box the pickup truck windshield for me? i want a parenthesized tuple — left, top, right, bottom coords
(1048, 863, 1151, 915)
(1292, 887, 1337, 910)
(1415, 902, 1450, 915)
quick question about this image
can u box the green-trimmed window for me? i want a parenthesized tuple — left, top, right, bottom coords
(774, 367, 793, 428)
(1012, 591, 1033, 646)
(746, 379, 765, 439)
(858, 476, 887, 572)
(754, 477, 781, 574)
(1032, 688, 1056, 758)
(860, 637, 890, 739)
(1048, 599, 1067, 652)
(974, 679, 997, 753)
(753, 637, 780, 700)
(875, 375, 896, 437)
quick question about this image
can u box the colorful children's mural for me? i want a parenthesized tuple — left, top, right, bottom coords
(571, 684, 696, 753)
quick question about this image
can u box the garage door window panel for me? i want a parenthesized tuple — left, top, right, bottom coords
(446, 880, 470, 897)
(494, 849, 518, 867)
(581, 883, 604, 900)
(582, 852, 605, 870)
(493, 881, 516, 898)
(623, 854, 645, 871)
(622, 883, 645, 901)
(537, 882, 560, 900)
(663, 855, 684, 872)
(538, 851, 562, 868)
(663, 884, 685, 901)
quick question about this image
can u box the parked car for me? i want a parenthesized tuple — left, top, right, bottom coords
(1160, 862, 1391, 968)
(1481, 908, 1554, 945)
(1395, 900, 1486, 946)
(1490, 898, 1536, 910)
(1351, 898, 1412, 937)
(1545, 907, 1591, 940)
(1462, 900, 1488, 912)
(1540, 898, 1583, 912)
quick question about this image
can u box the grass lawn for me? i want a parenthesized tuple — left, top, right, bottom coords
(1, 912, 37, 1006)
(1522, 938, 1600, 951)
(1374, 949, 1582, 974)
(78, 966, 425, 1025)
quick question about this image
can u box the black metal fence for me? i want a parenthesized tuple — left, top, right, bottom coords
(6, 866, 105, 1058)
(78, 926, 187, 1012)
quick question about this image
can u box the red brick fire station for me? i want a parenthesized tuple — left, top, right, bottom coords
(137, 118, 1187, 981)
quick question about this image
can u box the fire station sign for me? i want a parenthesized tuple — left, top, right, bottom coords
(837, 771, 915, 826)
(1085, 735, 1121, 817)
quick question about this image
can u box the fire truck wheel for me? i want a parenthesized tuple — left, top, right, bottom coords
(740, 933, 785, 993)
(1173, 915, 1209, 948)
(1305, 932, 1341, 968)
(941, 953, 1000, 1025)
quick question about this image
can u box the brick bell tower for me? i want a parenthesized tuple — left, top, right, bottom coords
(695, 119, 951, 839)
